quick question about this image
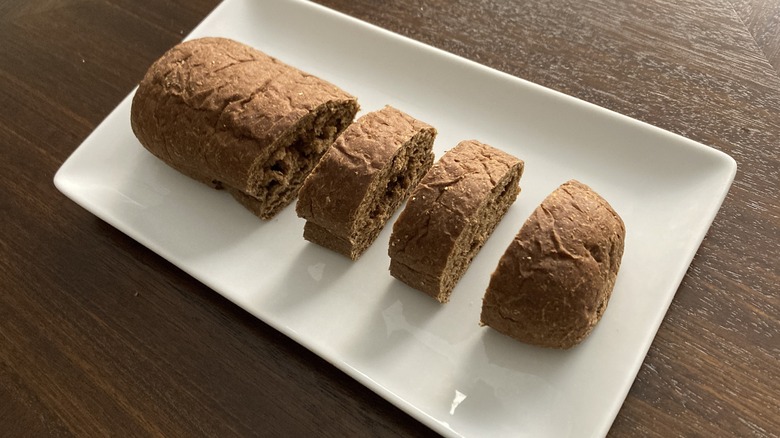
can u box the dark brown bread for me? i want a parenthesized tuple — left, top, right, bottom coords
(296, 106, 436, 260)
(481, 180, 626, 349)
(389, 140, 524, 303)
(130, 37, 359, 219)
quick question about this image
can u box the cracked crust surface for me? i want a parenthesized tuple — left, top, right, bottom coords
(296, 105, 436, 259)
(480, 179, 626, 349)
(389, 140, 524, 302)
(130, 37, 358, 219)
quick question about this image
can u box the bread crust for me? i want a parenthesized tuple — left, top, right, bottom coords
(296, 106, 436, 259)
(480, 180, 626, 349)
(389, 140, 524, 302)
(130, 37, 358, 219)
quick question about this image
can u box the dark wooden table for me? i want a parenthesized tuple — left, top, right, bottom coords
(2, 0, 778, 436)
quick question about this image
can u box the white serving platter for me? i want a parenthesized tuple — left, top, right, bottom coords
(54, 0, 737, 436)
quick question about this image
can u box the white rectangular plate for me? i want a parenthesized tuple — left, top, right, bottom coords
(54, 1, 737, 436)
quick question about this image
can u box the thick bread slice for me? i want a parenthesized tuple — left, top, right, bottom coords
(130, 37, 359, 219)
(389, 140, 524, 303)
(480, 180, 626, 349)
(296, 106, 436, 260)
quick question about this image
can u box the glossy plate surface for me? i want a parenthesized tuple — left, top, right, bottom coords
(54, 1, 737, 436)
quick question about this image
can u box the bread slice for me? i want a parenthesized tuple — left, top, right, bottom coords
(296, 106, 436, 260)
(480, 180, 626, 349)
(389, 140, 524, 303)
(130, 37, 359, 219)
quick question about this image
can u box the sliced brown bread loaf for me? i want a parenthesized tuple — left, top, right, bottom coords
(130, 37, 359, 219)
(389, 140, 524, 303)
(481, 180, 626, 349)
(296, 106, 436, 259)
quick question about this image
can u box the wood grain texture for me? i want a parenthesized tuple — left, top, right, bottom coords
(1, 0, 778, 437)
(729, 0, 780, 74)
